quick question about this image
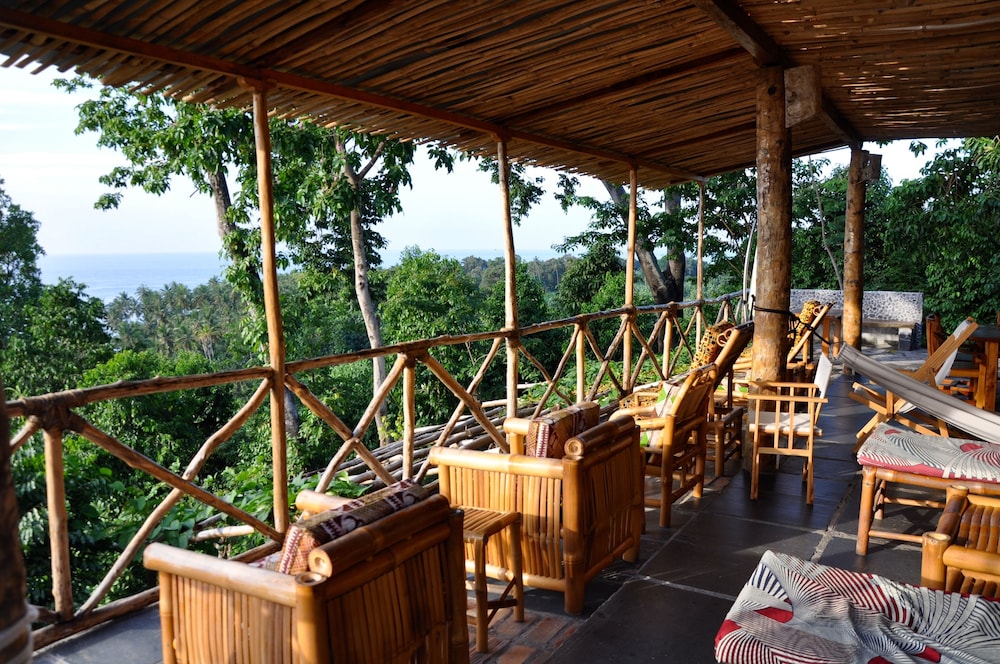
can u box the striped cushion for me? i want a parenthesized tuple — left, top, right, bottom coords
(525, 401, 599, 458)
(857, 423, 1000, 483)
(276, 480, 427, 575)
(715, 550, 1000, 664)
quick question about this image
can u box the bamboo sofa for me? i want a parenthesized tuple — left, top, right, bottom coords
(428, 405, 643, 615)
(715, 549, 1000, 663)
(143, 485, 470, 664)
(922, 485, 1000, 597)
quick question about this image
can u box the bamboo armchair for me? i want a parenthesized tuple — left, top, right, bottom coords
(611, 363, 716, 527)
(144, 493, 470, 664)
(922, 486, 1000, 597)
(745, 353, 833, 505)
(428, 416, 643, 615)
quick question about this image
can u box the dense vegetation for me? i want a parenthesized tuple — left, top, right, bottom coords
(2, 134, 998, 607)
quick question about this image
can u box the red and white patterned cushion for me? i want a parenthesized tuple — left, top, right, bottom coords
(715, 550, 1000, 664)
(857, 423, 1000, 483)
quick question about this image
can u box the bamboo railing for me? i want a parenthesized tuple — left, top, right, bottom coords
(6, 291, 743, 648)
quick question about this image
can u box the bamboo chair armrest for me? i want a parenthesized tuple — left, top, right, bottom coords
(746, 393, 826, 406)
(502, 417, 531, 436)
(429, 446, 562, 477)
(144, 542, 300, 606)
(295, 489, 356, 514)
(611, 405, 656, 419)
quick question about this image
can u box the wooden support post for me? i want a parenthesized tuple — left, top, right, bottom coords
(44, 426, 73, 620)
(576, 324, 586, 402)
(844, 148, 868, 361)
(624, 167, 638, 391)
(499, 139, 520, 419)
(0, 378, 30, 661)
(402, 358, 416, 479)
(752, 65, 793, 384)
(248, 82, 289, 533)
(696, 180, 706, 340)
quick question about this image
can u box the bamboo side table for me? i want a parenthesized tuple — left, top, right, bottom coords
(461, 507, 525, 653)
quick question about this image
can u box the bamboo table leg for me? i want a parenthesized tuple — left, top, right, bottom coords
(461, 508, 524, 653)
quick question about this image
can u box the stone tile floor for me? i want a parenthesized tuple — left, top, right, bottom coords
(36, 347, 939, 663)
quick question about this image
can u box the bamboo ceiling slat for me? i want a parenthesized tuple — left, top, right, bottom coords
(2, 0, 998, 190)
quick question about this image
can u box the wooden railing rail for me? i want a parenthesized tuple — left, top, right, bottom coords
(7, 290, 745, 648)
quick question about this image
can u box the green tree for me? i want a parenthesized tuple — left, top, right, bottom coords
(59, 76, 452, 439)
(879, 140, 1000, 324)
(380, 248, 487, 426)
(2, 280, 113, 398)
(0, 180, 44, 346)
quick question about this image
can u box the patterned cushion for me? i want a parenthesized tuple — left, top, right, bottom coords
(716, 550, 1000, 664)
(693, 322, 735, 368)
(857, 423, 1000, 483)
(791, 300, 822, 344)
(276, 480, 427, 575)
(525, 401, 599, 458)
(639, 380, 684, 448)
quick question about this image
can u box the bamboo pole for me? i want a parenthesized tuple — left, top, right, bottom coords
(844, 147, 867, 361)
(576, 323, 586, 401)
(623, 166, 638, 391)
(402, 358, 416, 479)
(44, 426, 74, 620)
(78, 379, 271, 614)
(752, 64, 793, 384)
(696, 180, 706, 340)
(0, 378, 29, 662)
(248, 81, 290, 534)
(498, 139, 521, 421)
(71, 414, 281, 541)
(421, 353, 509, 452)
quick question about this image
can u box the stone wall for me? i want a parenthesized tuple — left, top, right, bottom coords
(790, 289, 924, 349)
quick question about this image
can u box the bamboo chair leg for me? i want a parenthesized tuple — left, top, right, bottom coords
(857, 465, 878, 555)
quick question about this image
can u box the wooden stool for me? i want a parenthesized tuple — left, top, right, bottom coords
(461, 507, 524, 653)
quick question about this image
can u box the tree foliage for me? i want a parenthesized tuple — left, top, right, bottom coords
(0, 179, 44, 346)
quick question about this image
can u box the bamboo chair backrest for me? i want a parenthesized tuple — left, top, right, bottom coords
(669, 363, 717, 424)
(430, 416, 642, 614)
(144, 494, 469, 664)
(749, 353, 832, 436)
(710, 322, 754, 409)
(840, 343, 1000, 443)
(786, 302, 832, 365)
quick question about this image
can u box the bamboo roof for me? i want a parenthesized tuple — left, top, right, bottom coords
(2, 1, 998, 189)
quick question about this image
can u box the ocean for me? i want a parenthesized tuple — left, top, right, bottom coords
(37, 249, 566, 302)
(38, 252, 228, 302)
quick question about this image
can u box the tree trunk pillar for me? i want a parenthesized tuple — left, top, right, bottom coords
(844, 147, 867, 363)
(250, 84, 289, 534)
(498, 139, 521, 419)
(752, 65, 793, 384)
(624, 166, 638, 390)
(1, 378, 31, 661)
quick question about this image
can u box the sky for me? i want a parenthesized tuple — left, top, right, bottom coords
(0, 64, 941, 260)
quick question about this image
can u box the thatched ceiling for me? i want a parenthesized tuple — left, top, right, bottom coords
(2, 1, 998, 190)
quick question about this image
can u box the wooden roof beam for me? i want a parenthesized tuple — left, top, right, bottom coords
(693, 0, 861, 149)
(0, 7, 700, 183)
